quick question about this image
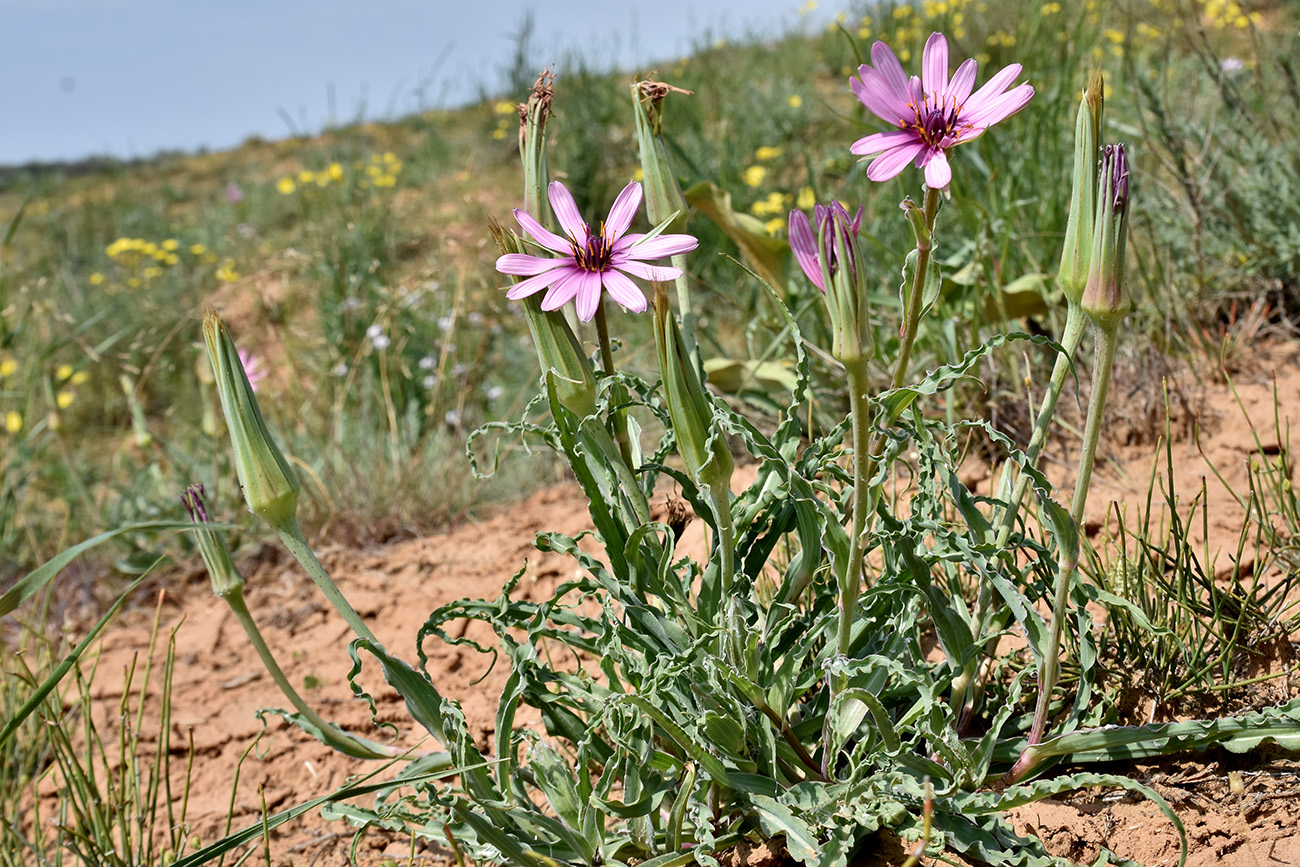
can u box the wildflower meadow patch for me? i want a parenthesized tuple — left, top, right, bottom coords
(4, 1, 1300, 864)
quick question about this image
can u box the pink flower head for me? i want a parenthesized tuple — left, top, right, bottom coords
(237, 347, 267, 392)
(496, 181, 698, 322)
(850, 32, 1034, 190)
(788, 201, 864, 292)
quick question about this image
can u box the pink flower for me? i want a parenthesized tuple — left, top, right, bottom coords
(237, 348, 267, 392)
(788, 202, 863, 292)
(850, 32, 1034, 190)
(496, 181, 698, 322)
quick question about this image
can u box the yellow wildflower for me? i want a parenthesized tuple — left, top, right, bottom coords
(764, 217, 785, 235)
(298, 170, 315, 184)
(72, 371, 90, 385)
(141, 241, 158, 256)
(162, 238, 180, 252)
(1041, 1, 1061, 12)
(328, 162, 344, 180)
(788, 95, 803, 108)
(796, 186, 815, 210)
(742, 166, 767, 188)
(56, 390, 74, 409)
(4, 411, 21, 433)
(276, 177, 296, 195)
(494, 100, 516, 115)
(89, 272, 105, 285)
(164, 254, 179, 266)
(755, 146, 782, 161)
(190, 243, 207, 256)
(491, 128, 508, 140)
(56, 364, 73, 381)
(633, 167, 645, 181)
(0, 359, 16, 377)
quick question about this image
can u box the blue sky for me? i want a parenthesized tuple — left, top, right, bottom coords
(0, 0, 832, 165)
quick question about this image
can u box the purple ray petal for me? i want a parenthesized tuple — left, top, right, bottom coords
(496, 253, 562, 276)
(605, 181, 643, 239)
(573, 270, 604, 322)
(851, 128, 921, 157)
(965, 63, 1024, 115)
(788, 209, 825, 291)
(922, 32, 949, 99)
(617, 261, 682, 282)
(922, 149, 952, 189)
(548, 182, 588, 240)
(601, 269, 648, 312)
(865, 141, 927, 181)
(513, 209, 571, 253)
(622, 234, 699, 260)
(505, 266, 569, 300)
(961, 83, 1034, 128)
(851, 73, 912, 124)
(539, 268, 584, 312)
(948, 58, 978, 107)
(870, 41, 912, 107)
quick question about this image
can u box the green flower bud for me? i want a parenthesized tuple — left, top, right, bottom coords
(519, 69, 553, 220)
(181, 484, 244, 598)
(653, 287, 733, 495)
(1081, 144, 1131, 332)
(202, 308, 300, 530)
(632, 79, 691, 232)
(1058, 70, 1104, 305)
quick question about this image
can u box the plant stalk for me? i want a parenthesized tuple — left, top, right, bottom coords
(223, 589, 402, 760)
(838, 361, 874, 662)
(1010, 323, 1118, 780)
(951, 304, 1087, 721)
(891, 186, 942, 392)
(593, 297, 636, 470)
(277, 517, 380, 645)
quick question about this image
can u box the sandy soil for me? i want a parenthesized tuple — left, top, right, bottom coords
(46, 343, 1300, 866)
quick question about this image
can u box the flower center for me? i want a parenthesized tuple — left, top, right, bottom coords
(568, 223, 613, 272)
(902, 93, 969, 149)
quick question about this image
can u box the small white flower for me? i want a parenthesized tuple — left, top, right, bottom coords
(422, 375, 437, 389)
(340, 296, 363, 312)
(467, 312, 484, 325)
(444, 409, 461, 426)
(437, 315, 455, 332)
(1220, 56, 1245, 72)
(366, 324, 383, 338)
(452, 363, 467, 377)
(418, 355, 437, 370)
(486, 385, 505, 401)
(331, 362, 349, 377)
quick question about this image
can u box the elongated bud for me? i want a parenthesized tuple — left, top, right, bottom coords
(653, 287, 733, 495)
(202, 308, 300, 530)
(489, 218, 598, 416)
(1058, 70, 1104, 304)
(632, 79, 692, 232)
(818, 203, 873, 369)
(181, 484, 245, 598)
(1081, 143, 1130, 332)
(519, 69, 554, 221)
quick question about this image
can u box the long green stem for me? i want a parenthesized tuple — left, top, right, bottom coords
(593, 298, 636, 470)
(277, 517, 379, 645)
(891, 187, 942, 392)
(951, 305, 1087, 721)
(1010, 323, 1118, 780)
(992, 306, 1089, 545)
(224, 589, 405, 760)
(838, 362, 873, 662)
